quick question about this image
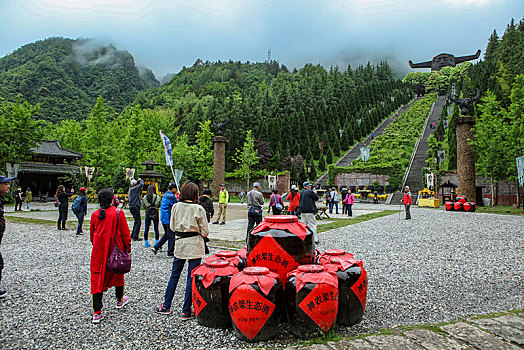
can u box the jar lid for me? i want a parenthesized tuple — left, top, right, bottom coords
(298, 264, 324, 273)
(244, 267, 270, 275)
(263, 215, 298, 223)
(216, 250, 237, 258)
(205, 260, 230, 268)
(325, 249, 346, 256)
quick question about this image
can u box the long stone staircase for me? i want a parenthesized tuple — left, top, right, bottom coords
(315, 98, 418, 188)
(387, 95, 447, 204)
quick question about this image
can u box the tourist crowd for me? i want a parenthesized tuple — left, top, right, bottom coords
(0, 177, 340, 324)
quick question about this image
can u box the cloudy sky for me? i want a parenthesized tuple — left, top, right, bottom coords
(0, 0, 522, 78)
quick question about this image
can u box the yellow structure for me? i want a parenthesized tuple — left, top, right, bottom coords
(417, 188, 440, 208)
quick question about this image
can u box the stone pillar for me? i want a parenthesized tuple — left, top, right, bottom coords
(455, 116, 476, 203)
(212, 136, 228, 200)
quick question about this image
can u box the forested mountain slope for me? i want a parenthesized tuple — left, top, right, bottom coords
(135, 60, 411, 177)
(0, 37, 158, 121)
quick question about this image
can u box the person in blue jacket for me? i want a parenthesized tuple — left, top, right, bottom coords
(152, 182, 178, 256)
(74, 187, 88, 236)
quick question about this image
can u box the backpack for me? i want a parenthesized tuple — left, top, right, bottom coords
(147, 196, 159, 220)
(71, 195, 82, 214)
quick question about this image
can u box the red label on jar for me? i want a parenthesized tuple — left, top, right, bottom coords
(351, 267, 368, 311)
(229, 285, 275, 340)
(248, 233, 300, 282)
(192, 279, 207, 317)
(299, 284, 338, 333)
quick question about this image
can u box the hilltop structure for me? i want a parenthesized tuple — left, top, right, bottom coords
(409, 50, 481, 71)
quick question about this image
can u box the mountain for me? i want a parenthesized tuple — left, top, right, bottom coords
(0, 37, 159, 121)
(134, 58, 288, 108)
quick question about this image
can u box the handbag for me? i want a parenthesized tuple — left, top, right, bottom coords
(275, 195, 283, 210)
(54, 198, 61, 207)
(248, 192, 262, 215)
(107, 209, 132, 274)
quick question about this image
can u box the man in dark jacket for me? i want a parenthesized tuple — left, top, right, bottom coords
(0, 175, 15, 298)
(247, 182, 264, 236)
(128, 178, 144, 241)
(300, 182, 319, 244)
(340, 187, 348, 214)
(13, 186, 22, 211)
(199, 189, 214, 223)
(153, 182, 178, 256)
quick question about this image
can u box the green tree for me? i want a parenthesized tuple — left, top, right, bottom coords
(82, 96, 114, 189)
(471, 91, 510, 206)
(233, 130, 260, 189)
(194, 120, 214, 185)
(0, 97, 44, 168)
(49, 119, 83, 152)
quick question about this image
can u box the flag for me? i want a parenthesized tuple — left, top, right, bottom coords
(159, 130, 173, 166)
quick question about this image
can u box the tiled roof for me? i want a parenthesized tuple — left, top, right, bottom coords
(32, 140, 83, 158)
(19, 162, 81, 175)
(138, 169, 166, 178)
(141, 159, 160, 166)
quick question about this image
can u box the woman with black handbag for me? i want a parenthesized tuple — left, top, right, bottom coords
(55, 185, 74, 230)
(154, 182, 209, 320)
(90, 189, 132, 324)
(142, 185, 161, 248)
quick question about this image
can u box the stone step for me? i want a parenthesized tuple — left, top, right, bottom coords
(316, 98, 418, 187)
(441, 322, 520, 349)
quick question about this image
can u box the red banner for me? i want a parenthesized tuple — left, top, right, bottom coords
(229, 285, 275, 340)
(350, 267, 368, 311)
(247, 233, 299, 283)
(299, 283, 338, 333)
(192, 279, 207, 317)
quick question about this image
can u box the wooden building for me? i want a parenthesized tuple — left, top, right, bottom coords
(17, 140, 83, 200)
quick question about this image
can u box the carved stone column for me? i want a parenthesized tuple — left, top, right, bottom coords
(455, 116, 476, 203)
(212, 136, 228, 200)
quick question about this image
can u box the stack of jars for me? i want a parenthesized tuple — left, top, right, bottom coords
(445, 195, 477, 212)
(191, 215, 368, 342)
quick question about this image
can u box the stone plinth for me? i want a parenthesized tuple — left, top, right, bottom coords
(455, 116, 476, 203)
(212, 136, 228, 200)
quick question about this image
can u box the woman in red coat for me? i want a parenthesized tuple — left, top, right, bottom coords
(401, 186, 412, 220)
(90, 189, 132, 324)
(286, 185, 300, 216)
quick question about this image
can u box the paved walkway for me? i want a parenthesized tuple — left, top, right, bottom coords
(3, 202, 381, 242)
(286, 312, 524, 349)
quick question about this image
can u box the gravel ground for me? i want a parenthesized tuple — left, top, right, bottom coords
(0, 205, 522, 349)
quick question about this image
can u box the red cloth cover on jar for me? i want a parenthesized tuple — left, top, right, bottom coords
(192, 260, 239, 288)
(229, 267, 279, 296)
(253, 215, 308, 241)
(205, 250, 245, 269)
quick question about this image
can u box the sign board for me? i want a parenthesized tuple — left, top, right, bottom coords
(125, 168, 135, 181)
(437, 150, 446, 164)
(267, 175, 277, 190)
(360, 147, 370, 162)
(85, 167, 95, 181)
(517, 156, 524, 187)
(174, 169, 183, 187)
(426, 173, 435, 188)
(6, 163, 20, 178)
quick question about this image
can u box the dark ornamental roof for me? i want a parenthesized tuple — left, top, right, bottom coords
(19, 162, 81, 175)
(138, 169, 166, 178)
(440, 180, 457, 188)
(142, 159, 161, 166)
(32, 140, 83, 159)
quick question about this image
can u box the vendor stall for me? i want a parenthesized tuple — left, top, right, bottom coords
(417, 188, 440, 208)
